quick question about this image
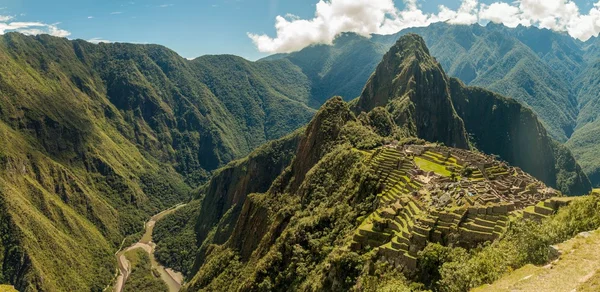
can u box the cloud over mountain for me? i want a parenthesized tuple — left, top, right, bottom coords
(250, 0, 600, 53)
(0, 16, 70, 37)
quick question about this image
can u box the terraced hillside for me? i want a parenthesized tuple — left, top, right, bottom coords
(272, 23, 600, 187)
(351, 145, 571, 270)
(172, 34, 591, 291)
(472, 227, 600, 292)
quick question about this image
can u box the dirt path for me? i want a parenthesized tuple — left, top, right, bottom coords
(114, 204, 186, 292)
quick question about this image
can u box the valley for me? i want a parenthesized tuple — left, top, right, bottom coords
(0, 13, 599, 292)
(115, 204, 186, 292)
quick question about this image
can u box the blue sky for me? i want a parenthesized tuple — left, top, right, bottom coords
(0, 0, 597, 60)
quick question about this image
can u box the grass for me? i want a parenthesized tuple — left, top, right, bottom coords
(472, 229, 600, 292)
(414, 156, 452, 177)
(579, 270, 600, 292)
(0, 285, 17, 292)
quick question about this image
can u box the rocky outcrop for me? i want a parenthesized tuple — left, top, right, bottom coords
(288, 96, 355, 191)
(355, 34, 589, 196)
(356, 34, 469, 149)
(449, 78, 591, 195)
(194, 132, 302, 246)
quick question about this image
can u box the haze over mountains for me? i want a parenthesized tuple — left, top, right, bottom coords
(0, 21, 598, 292)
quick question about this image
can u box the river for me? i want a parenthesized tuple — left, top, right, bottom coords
(114, 204, 186, 292)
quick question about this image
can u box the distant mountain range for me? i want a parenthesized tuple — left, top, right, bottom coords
(175, 34, 591, 291)
(0, 23, 597, 291)
(265, 22, 600, 187)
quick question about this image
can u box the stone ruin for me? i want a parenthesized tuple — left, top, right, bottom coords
(350, 144, 569, 272)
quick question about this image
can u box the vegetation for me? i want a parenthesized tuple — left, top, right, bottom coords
(185, 144, 383, 291)
(123, 248, 168, 292)
(0, 285, 17, 292)
(1, 22, 598, 291)
(416, 193, 600, 292)
(449, 79, 591, 195)
(353, 33, 590, 195)
(153, 201, 201, 277)
(163, 33, 594, 292)
(414, 157, 453, 177)
(275, 22, 600, 187)
(0, 32, 314, 290)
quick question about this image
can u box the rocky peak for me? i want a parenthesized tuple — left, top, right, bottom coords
(356, 34, 469, 149)
(288, 96, 355, 191)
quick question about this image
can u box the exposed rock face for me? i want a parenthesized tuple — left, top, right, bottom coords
(194, 133, 302, 246)
(227, 193, 290, 261)
(356, 34, 590, 195)
(357, 34, 469, 149)
(449, 78, 592, 196)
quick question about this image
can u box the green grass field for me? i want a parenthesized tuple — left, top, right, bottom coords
(414, 157, 452, 177)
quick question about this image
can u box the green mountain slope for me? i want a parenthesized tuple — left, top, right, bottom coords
(355, 34, 469, 149)
(354, 34, 588, 195)
(0, 33, 314, 291)
(271, 23, 600, 187)
(566, 60, 600, 184)
(449, 80, 590, 196)
(263, 33, 390, 107)
(167, 34, 590, 292)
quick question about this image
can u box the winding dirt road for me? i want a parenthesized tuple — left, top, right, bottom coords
(114, 204, 186, 292)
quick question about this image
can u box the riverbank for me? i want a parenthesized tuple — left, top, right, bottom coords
(114, 204, 186, 292)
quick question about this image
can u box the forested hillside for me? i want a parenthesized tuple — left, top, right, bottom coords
(166, 34, 591, 292)
(0, 23, 597, 291)
(0, 33, 314, 291)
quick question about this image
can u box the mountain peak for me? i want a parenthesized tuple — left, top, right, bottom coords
(356, 33, 469, 149)
(392, 33, 431, 58)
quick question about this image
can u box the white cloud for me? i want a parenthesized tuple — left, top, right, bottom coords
(250, 0, 600, 54)
(110, 11, 123, 15)
(88, 16, 94, 19)
(0, 19, 71, 37)
(439, 0, 479, 25)
(0, 15, 13, 22)
(479, 3, 529, 28)
(88, 37, 112, 44)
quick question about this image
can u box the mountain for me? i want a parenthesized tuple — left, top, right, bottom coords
(0, 26, 596, 290)
(268, 23, 600, 187)
(566, 60, 600, 184)
(164, 34, 592, 291)
(0, 33, 314, 291)
(355, 34, 589, 196)
(262, 33, 390, 107)
(354, 34, 469, 149)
